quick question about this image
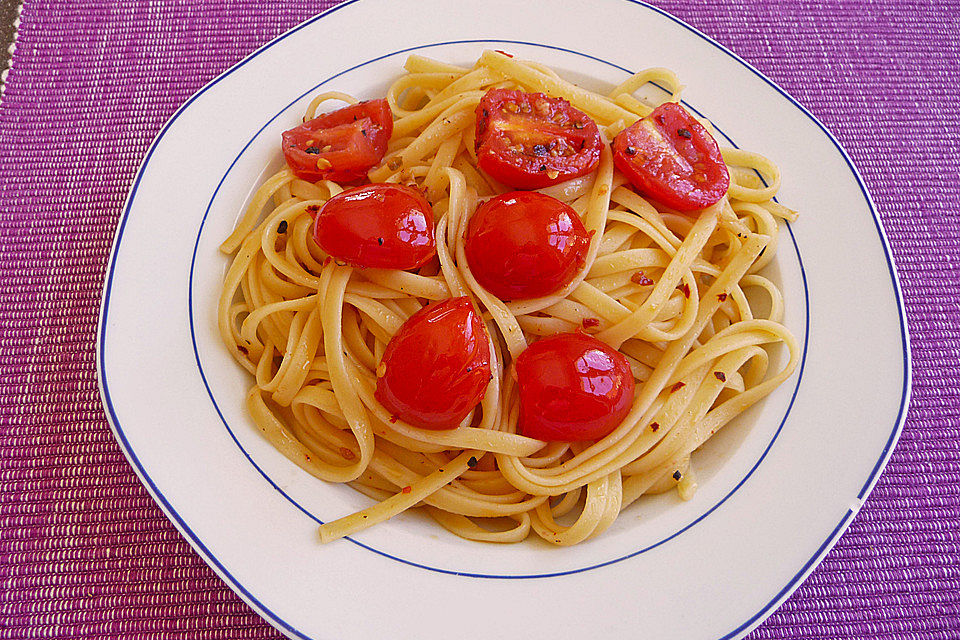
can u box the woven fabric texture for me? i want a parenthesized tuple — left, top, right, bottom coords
(1, 0, 958, 638)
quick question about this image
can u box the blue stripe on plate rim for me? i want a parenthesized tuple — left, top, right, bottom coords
(96, 1, 912, 638)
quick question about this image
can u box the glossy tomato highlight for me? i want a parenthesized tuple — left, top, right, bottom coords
(313, 183, 435, 269)
(375, 297, 491, 430)
(516, 333, 635, 442)
(465, 191, 590, 300)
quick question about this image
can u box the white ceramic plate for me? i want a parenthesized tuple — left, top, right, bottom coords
(97, 1, 910, 638)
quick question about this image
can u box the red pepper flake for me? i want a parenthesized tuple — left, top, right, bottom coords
(237, 345, 248, 355)
(677, 282, 690, 298)
(389, 415, 398, 424)
(494, 49, 514, 58)
(717, 292, 728, 302)
(338, 447, 355, 461)
(401, 485, 412, 494)
(631, 271, 654, 286)
(670, 381, 686, 393)
(650, 422, 660, 432)
(714, 371, 726, 382)
(581, 317, 600, 329)
(323, 257, 332, 267)
(306, 204, 320, 214)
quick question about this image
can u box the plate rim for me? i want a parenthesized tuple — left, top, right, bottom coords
(96, 1, 913, 638)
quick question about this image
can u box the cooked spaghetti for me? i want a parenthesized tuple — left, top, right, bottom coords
(217, 51, 800, 546)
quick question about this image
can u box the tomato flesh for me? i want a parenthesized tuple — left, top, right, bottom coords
(314, 183, 436, 269)
(516, 333, 635, 442)
(375, 297, 491, 430)
(612, 102, 729, 211)
(465, 191, 590, 300)
(282, 99, 393, 183)
(475, 89, 602, 189)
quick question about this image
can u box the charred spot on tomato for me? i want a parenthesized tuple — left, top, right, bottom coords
(305, 146, 321, 154)
(677, 128, 693, 139)
(625, 146, 637, 156)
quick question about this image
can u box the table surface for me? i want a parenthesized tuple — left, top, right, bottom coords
(1, 1, 958, 638)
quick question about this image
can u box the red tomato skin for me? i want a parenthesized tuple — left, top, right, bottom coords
(612, 102, 729, 212)
(375, 297, 491, 430)
(464, 191, 590, 300)
(282, 99, 393, 183)
(314, 183, 436, 269)
(475, 89, 602, 189)
(516, 333, 635, 442)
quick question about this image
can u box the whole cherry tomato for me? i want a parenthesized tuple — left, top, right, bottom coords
(464, 191, 590, 300)
(612, 102, 729, 211)
(475, 89, 602, 189)
(282, 99, 393, 183)
(314, 183, 436, 269)
(375, 297, 491, 430)
(516, 333, 635, 442)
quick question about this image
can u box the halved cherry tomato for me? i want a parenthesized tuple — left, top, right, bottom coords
(612, 102, 729, 212)
(464, 191, 590, 300)
(314, 183, 435, 269)
(375, 297, 491, 430)
(475, 89, 602, 189)
(282, 99, 393, 183)
(516, 333, 635, 442)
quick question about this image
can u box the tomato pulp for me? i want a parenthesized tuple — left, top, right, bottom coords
(282, 99, 393, 183)
(475, 89, 602, 189)
(612, 102, 729, 211)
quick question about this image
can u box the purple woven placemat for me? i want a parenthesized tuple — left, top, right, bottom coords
(1, 0, 958, 637)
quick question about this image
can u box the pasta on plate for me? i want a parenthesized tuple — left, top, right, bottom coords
(217, 50, 800, 546)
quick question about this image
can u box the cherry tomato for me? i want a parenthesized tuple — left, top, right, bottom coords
(282, 99, 393, 183)
(612, 102, 729, 212)
(375, 297, 491, 430)
(314, 183, 435, 269)
(475, 89, 602, 189)
(464, 191, 590, 300)
(516, 333, 635, 442)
